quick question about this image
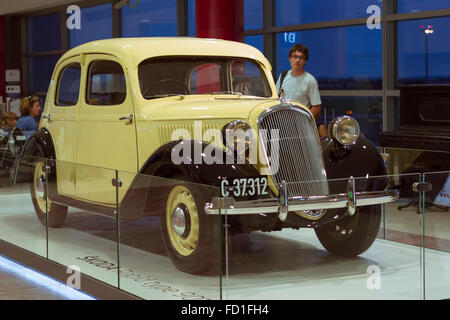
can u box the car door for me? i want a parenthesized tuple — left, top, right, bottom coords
(42, 56, 81, 198)
(75, 54, 137, 205)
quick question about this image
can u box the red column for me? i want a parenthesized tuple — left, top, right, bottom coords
(0, 16, 5, 104)
(196, 0, 244, 42)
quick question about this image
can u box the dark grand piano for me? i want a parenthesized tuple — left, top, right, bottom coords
(380, 85, 450, 152)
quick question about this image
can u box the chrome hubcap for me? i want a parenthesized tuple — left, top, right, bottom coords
(35, 176, 45, 199)
(171, 206, 187, 236)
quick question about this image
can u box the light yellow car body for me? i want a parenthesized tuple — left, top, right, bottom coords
(40, 37, 313, 206)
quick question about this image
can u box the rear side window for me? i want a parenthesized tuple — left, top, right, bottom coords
(56, 63, 81, 106)
(87, 60, 126, 106)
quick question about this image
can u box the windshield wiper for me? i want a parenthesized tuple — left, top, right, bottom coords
(144, 94, 185, 100)
(211, 91, 243, 95)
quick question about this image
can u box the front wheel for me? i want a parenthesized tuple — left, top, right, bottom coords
(314, 205, 381, 257)
(160, 179, 219, 274)
(30, 160, 67, 227)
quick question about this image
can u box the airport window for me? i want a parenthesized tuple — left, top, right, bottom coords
(188, 0, 196, 36)
(28, 13, 61, 53)
(397, 16, 450, 85)
(245, 35, 263, 53)
(397, 0, 450, 13)
(275, 0, 382, 26)
(28, 55, 61, 93)
(122, 0, 177, 37)
(70, 4, 112, 48)
(245, 0, 263, 30)
(276, 26, 382, 90)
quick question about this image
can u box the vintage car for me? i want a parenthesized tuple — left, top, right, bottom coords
(17, 38, 397, 274)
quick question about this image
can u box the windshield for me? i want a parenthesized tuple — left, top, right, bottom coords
(138, 56, 272, 99)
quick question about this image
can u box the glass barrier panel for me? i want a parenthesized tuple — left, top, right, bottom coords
(47, 160, 119, 289)
(222, 173, 424, 299)
(0, 153, 48, 258)
(423, 171, 450, 300)
(383, 147, 450, 177)
(117, 170, 222, 300)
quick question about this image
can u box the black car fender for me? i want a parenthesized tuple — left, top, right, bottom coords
(119, 140, 261, 220)
(13, 128, 57, 184)
(321, 134, 388, 194)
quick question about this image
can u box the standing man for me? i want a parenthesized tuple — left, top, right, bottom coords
(276, 43, 327, 137)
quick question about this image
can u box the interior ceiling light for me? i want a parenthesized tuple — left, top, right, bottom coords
(114, 0, 139, 10)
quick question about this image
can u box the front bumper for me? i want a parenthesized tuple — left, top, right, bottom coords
(205, 178, 398, 220)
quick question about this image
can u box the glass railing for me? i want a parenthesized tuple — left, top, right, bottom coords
(423, 171, 450, 300)
(0, 155, 223, 300)
(116, 170, 221, 300)
(0, 154, 48, 258)
(0, 151, 449, 300)
(219, 174, 426, 299)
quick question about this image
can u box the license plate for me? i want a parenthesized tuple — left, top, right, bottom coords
(221, 177, 269, 197)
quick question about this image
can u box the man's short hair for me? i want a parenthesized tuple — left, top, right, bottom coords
(289, 43, 309, 61)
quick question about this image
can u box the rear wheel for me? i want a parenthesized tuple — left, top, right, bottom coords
(30, 160, 67, 227)
(160, 175, 219, 274)
(314, 205, 381, 256)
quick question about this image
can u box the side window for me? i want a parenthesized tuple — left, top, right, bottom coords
(87, 60, 126, 106)
(56, 63, 81, 106)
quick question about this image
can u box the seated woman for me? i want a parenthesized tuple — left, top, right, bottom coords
(17, 96, 41, 139)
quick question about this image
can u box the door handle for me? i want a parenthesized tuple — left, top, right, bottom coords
(119, 114, 133, 123)
(42, 114, 51, 121)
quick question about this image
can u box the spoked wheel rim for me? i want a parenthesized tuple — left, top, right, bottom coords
(33, 162, 50, 213)
(166, 186, 199, 256)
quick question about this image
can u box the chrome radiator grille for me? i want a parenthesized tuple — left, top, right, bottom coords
(258, 106, 329, 198)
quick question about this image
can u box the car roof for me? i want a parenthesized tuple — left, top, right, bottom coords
(59, 37, 272, 71)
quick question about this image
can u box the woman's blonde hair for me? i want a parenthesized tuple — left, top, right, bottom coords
(19, 96, 40, 117)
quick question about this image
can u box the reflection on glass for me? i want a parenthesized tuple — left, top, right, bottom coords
(28, 13, 61, 53)
(118, 171, 221, 299)
(276, 0, 382, 26)
(70, 4, 112, 48)
(222, 174, 424, 299)
(276, 26, 382, 90)
(188, 0, 196, 36)
(46, 160, 119, 288)
(244, 35, 263, 53)
(138, 56, 272, 98)
(29, 55, 60, 93)
(423, 172, 450, 299)
(245, 0, 263, 30)
(398, 17, 450, 85)
(0, 154, 48, 257)
(321, 96, 382, 146)
(122, 0, 177, 37)
(397, 0, 450, 13)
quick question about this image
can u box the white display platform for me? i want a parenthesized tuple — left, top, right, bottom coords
(0, 192, 449, 300)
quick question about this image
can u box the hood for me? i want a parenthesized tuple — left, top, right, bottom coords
(136, 95, 283, 122)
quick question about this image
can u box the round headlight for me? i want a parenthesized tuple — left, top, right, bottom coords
(329, 116, 360, 145)
(222, 121, 254, 155)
